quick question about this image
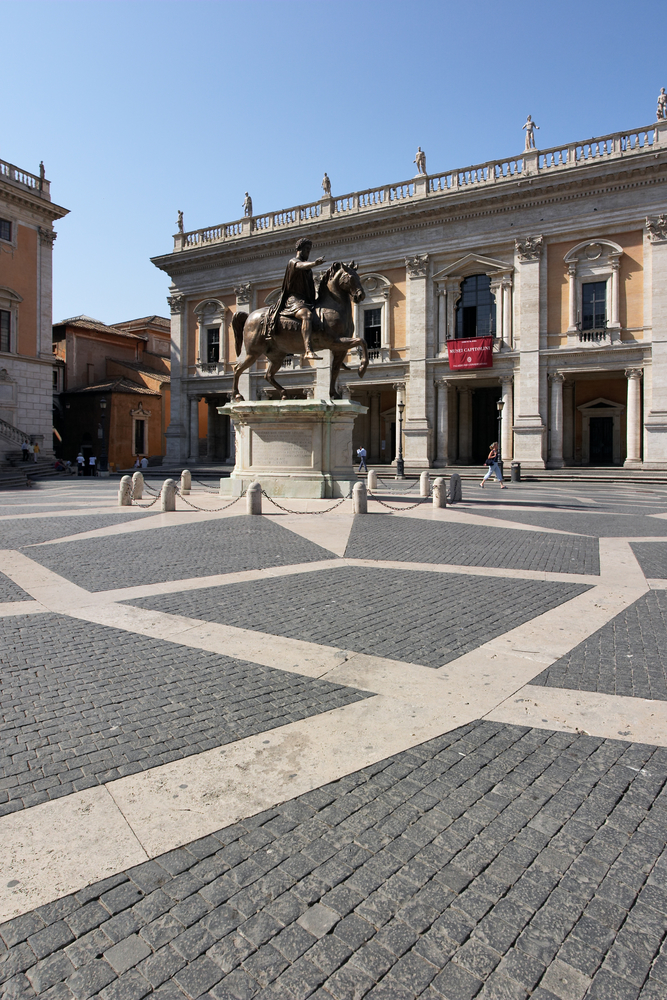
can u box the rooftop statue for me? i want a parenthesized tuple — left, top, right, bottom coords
(176, 210, 183, 234)
(414, 147, 427, 175)
(658, 88, 667, 121)
(322, 172, 331, 196)
(522, 115, 540, 150)
(243, 192, 253, 217)
(231, 240, 368, 400)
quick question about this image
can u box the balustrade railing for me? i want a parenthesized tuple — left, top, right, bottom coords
(174, 121, 666, 252)
(0, 159, 50, 198)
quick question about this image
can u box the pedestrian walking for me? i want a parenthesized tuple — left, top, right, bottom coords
(32, 441, 40, 463)
(356, 446, 368, 473)
(480, 441, 506, 489)
(21, 440, 29, 461)
(88, 454, 97, 477)
(26, 442, 34, 462)
(76, 451, 85, 476)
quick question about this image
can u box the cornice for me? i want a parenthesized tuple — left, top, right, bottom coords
(0, 182, 69, 222)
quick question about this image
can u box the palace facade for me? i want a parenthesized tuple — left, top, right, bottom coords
(0, 156, 68, 464)
(152, 114, 667, 470)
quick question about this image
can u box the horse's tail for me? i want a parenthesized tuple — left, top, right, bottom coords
(232, 312, 248, 357)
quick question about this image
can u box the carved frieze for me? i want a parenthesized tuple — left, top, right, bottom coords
(646, 215, 667, 243)
(234, 283, 251, 304)
(515, 236, 544, 261)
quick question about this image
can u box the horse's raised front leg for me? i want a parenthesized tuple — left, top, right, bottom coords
(265, 357, 289, 399)
(338, 337, 369, 379)
(329, 349, 346, 399)
(232, 352, 260, 400)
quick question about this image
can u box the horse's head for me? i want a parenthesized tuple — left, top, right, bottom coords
(337, 261, 365, 303)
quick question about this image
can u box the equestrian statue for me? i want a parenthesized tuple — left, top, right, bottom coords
(231, 237, 369, 400)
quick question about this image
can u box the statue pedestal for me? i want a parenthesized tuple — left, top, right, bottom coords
(218, 399, 367, 498)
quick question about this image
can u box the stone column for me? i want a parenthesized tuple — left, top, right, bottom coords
(445, 278, 459, 341)
(458, 387, 473, 463)
(502, 276, 513, 349)
(548, 373, 565, 468)
(207, 399, 217, 460)
(436, 284, 446, 354)
(567, 263, 577, 332)
(434, 378, 450, 467)
(188, 396, 201, 462)
(404, 255, 432, 467)
(513, 236, 546, 467)
(500, 376, 514, 461)
(625, 368, 643, 467)
(369, 391, 381, 463)
(490, 276, 503, 343)
(563, 380, 574, 464)
(165, 294, 187, 463)
(644, 221, 667, 467)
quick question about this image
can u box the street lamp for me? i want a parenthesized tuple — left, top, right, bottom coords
(496, 398, 505, 469)
(99, 397, 108, 473)
(396, 399, 405, 479)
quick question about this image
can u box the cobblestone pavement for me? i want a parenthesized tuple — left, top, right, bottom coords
(128, 567, 590, 668)
(345, 516, 600, 575)
(630, 544, 667, 580)
(0, 572, 32, 603)
(21, 516, 334, 591)
(4, 722, 667, 1000)
(531, 591, 667, 701)
(0, 613, 368, 815)
(469, 509, 667, 537)
(1, 479, 667, 999)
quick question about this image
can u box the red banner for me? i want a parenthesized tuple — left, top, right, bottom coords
(447, 336, 494, 371)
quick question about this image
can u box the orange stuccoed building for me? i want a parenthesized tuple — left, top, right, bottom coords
(0, 156, 68, 466)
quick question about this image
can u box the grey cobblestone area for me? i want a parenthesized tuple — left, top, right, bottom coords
(0, 511, 151, 548)
(20, 517, 335, 591)
(630, 544, 667, 580)
(345, 515, 600, 575)
(473, 509, 667, 538)
(128, 567, 590, 669)
(3, 721, 667, 999)
(0, 572, 32, 602)
(0, 613, 369, 816)
(531, 591, 667, 701)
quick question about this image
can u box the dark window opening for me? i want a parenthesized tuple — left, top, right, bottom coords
(581, 281, 607, 330)
(52, 370, 58, 389)
(455, 274, 496, 338)
(134, 419, 145, 455)
(0, 219, 11, 242)
(207, 327, 220, 363)
(364, 308, 382, 349)
(0, 310, 10, 352)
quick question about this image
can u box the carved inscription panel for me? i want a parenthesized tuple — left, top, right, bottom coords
(250, 426, 314, 468)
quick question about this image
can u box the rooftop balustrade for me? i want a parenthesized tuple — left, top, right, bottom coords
(0, 159, 50, 199)
(172, 121, 666, 253)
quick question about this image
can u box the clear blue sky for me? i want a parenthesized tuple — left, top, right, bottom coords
(2, 0, 661, 325)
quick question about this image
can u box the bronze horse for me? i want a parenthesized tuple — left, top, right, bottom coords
(231, 261, 368, 400)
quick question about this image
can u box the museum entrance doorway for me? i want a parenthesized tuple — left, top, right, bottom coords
(589, 416, 614, 465)
(472, 386, 501, 464)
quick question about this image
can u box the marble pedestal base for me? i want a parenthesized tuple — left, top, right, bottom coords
(218, 399, 368, 498)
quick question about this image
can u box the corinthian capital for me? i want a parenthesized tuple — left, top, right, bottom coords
(515, 235, 544, 261)
(38, 227, 57, 247)
(646, 215, 667, 243)
(167, 294, 185, 314)
(405, 254, 429, 278)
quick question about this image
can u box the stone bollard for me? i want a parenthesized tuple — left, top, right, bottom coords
(161, 478, 176, 511)
(367, 469, 378, 492)
(131, 471, 144, 499)
(448, 472, 462, 505)
(118, 475, 132, 506)
(432, 477, 447, 508)
(180, 470, 191, 495)
(353, 480, 367, 514)
(420, 470, 430, 497)
(247, 481, 262, 515)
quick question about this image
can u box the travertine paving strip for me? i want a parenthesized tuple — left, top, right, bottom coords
(127, 566, 591, 668)
(3, 723, 667, 1000)
(345, 514, 600, 574)
(20, 516, 335, 590)
(0, 613, 369, 815)
(530, 591, 667, 701)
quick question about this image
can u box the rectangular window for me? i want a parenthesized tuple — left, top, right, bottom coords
(0, 310, 10, 352)
(582, 281, 607, 330)
(53, 370, 58, 390)
(207, 327, 220, 363)
(0, 219, 11, 242)
(134, 419, 145, 454)
(364, 308, 382, 349)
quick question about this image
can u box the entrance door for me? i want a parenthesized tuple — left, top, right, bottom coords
(589, 417, 613, 465)
(472, 387, 501, 464)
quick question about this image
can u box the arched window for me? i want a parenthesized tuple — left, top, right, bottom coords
(455, 274, 496, 338)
